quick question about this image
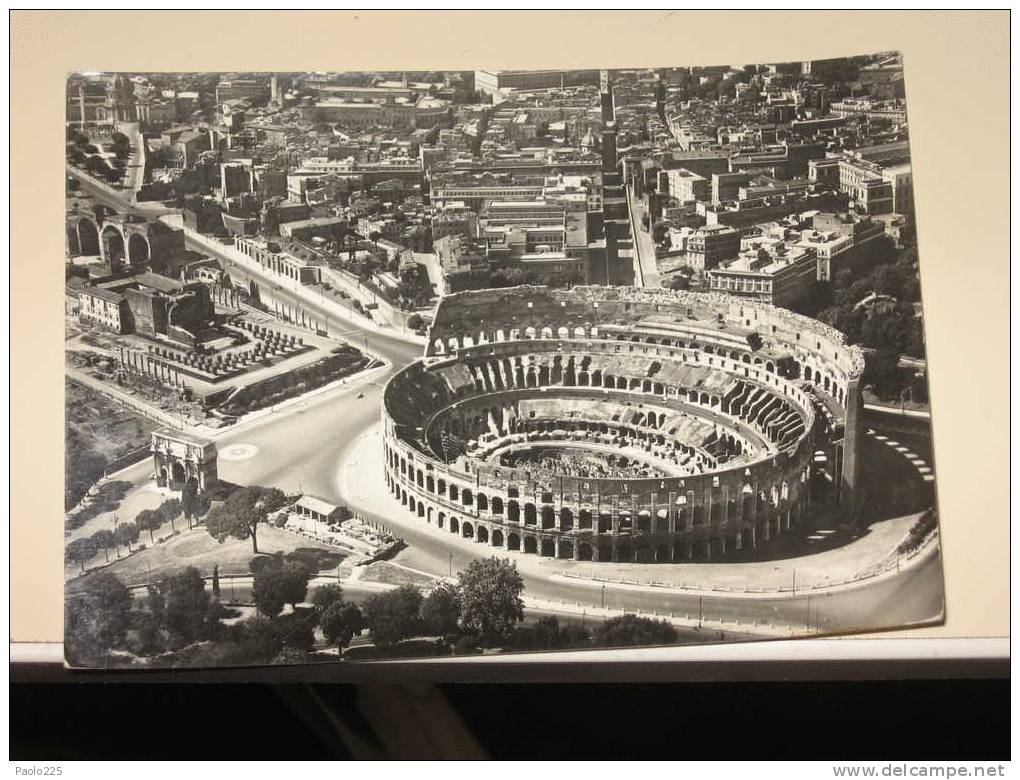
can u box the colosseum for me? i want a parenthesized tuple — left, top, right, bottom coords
(382, 285, 864, 564)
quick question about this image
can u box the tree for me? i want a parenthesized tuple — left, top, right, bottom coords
(651, 220, 671, 244)
(181, 480, 203, 528)
(135, 508, 162, 545)
(271, 611, 316, 652)
(362, 584, 423, 646)
(132, 587, 168, 656)
(159, 566, 215, 648)
(557, 621, 592, 648)
(420, 582, 461, 637)
(115, 521, 140, 553)
(310, 583, 345, 613)
(65, 442, 107, 510)
(819, 305, 865, 344)
(862, 347, 905, 401)
(67, 126, 89, 145)
(530, 615, 564, 650)
(251, 554, 311, 617)
(204, 485, 288, 554)
(90, 529, 115, 563)
(110, 131, 131, 159)
(321, 602, 365, 648)
(406, 313, 425, 332)
(508, 614, 589, 651)
(223, 614, 284, 665)
(158, 498, 182, 533)
(64, 572, 133, 667)
(457, 557, 525, 645)
(67, 537, 98, 574)
(666, 273, 690, 291)
(594, 614, 678, 648)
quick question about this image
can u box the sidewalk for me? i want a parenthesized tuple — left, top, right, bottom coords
(338, 424, 928, 599)
(115, 121, 145, 197)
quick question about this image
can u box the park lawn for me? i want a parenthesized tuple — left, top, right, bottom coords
(359, 561, 439, 588)
(69, 524, 348, 590)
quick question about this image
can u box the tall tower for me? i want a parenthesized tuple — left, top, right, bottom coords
(599, 69, 615, 124)
(598, 69, 631, 285)
(654, 74, 666, 121)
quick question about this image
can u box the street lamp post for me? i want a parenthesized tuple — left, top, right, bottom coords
(601, 583, 606, 610)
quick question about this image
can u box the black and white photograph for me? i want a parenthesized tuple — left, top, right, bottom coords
(62, 56, 946, 669)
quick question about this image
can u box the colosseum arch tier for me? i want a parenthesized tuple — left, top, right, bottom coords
(382, 285, 865, 564)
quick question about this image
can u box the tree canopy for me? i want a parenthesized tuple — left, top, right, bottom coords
(115, 521, 140, 552)
(251, 553, 311, 617)
(65, 572, 133, 667)
(157, 498, 183, 532)
(321, 601, 365, 648)
(205, 485, 288, 553)
(134, 508, 162, 544)
(362, 584, 423, 646)
(66, 537, 98, 574)
(420, 582, 461, 638)
(90, 529, 115, 562)
(594, 613, 678, 648)
(156, 566, 219, 649)
(310, 583, 345, 613)
(457, 557, 525, 644)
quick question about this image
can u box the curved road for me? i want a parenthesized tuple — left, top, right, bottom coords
(68, 170, 945, 636)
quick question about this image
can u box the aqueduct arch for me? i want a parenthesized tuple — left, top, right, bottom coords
(77, 219, 100, 255)
(100, 224, 126, 267)
(128, 233, 151, 265)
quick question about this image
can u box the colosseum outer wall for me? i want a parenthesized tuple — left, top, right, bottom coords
(379, 285, 863, 563)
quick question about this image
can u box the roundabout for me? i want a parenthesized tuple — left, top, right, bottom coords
(218, 443, 260, 462)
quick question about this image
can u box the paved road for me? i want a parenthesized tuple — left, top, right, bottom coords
(68, 168, 944, 635)
(68, 166, 173, 218)
(338, 443, 944, 634)
(627, 187, 662, 288)
(122, 575, 734, 642)
(116, 122, 146, 196)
